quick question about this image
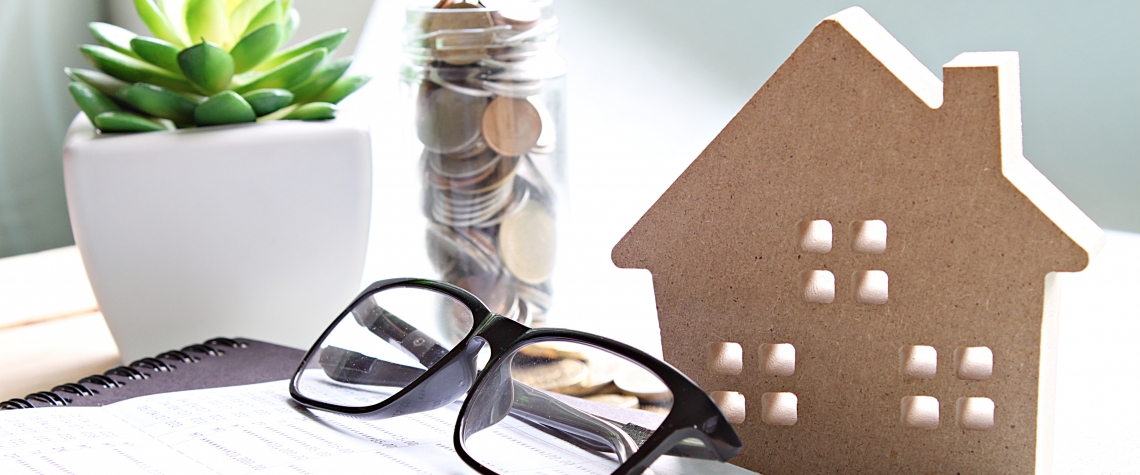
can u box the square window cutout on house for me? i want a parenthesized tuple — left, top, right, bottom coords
(711, 391, 746, 424)
(708, 342, 743, 375)
(901, 396, 940, 429)
(956, 397, 995, 430)
(759, 343, 796, 376)
(852, 270, 888, 304)
(800, 270, 835, 303)
(761, 392, 798, 426)
(899, 345, 937, 379)
(797, 220, 833, 253)
(851, 220, 887, 253)
(954, 346, 993, 380)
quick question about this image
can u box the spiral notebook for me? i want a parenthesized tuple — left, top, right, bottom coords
(1, 337, 304, 410)
(0, 338, 756, 475)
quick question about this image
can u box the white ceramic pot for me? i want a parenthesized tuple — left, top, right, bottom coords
(63, 115, 372, 360)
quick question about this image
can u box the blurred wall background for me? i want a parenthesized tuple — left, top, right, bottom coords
(553, 0, 1139, 235)
(0, 1, 100, 258)
(0, 1, 1137, 259)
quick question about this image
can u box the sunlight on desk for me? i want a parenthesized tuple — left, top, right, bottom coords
(0, 247, 120, 400)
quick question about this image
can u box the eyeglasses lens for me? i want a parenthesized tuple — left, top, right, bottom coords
(461, 341, 683, 474)
(294, 286, 474, 408)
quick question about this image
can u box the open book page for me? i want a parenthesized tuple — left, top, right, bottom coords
(0, 380, 754, 475)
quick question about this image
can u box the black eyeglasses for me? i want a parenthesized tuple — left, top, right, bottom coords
(289, 278, 742, 475)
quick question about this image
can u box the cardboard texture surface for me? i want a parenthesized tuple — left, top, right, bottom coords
(612, 7, 1103, 474)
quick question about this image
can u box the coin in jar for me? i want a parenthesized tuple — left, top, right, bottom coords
(484, 0, 541, 30)
(482, 96, 542, 157)
(425, 2, 494, 65)
(498, 198, 555, 284)
(417, 83, 488, 155)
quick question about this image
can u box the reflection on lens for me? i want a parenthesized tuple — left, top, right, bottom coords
(295, 286, 473, 408)
(646, 437, 726, 475)
(461, 341, 674, 474)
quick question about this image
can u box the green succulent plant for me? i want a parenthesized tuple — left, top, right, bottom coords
(67, 0, 370, 133)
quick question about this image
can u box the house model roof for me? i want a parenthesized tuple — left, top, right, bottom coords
(612, 7, 1103, 474)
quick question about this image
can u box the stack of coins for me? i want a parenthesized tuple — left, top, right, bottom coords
(514, 343, 675, 412)
(406, 0, 565, 337)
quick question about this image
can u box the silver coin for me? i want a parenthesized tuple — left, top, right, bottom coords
(416, 83, 488, 154)
(498, 197, 555, 285)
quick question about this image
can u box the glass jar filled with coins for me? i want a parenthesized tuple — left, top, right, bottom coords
(403, 0, 567, 341)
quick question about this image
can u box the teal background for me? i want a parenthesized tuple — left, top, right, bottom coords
(0, 1, 100, 258)
(565, 0, 1139, 232)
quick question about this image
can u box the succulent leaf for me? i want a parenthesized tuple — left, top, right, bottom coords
(232, 47, 325, 93)
(177, 42, 235, 94)
(256, 103, 296, 121)
(66, 68, 130, 97)
(243, 1, 284, 37)
(281, 8, 300, 45)
(312, 74, 371, 105)
(89, 23, 140, 58)
(80, 45, 195, 93)
(228, 0, 274, 40)
(194, 90, 257, 125)
(256, 28, 346, 71)
(186, 0, 233, 48)
(69, 82, 123, 123)
(229, 23, 281, 73)
(115, 83, 199, 125)
(283, 102, 336, 121)
(133, 0, 188, 48)
(130, 37, 182, 73)
(242, 88, 293, 116)
(290, 57, 351, 103)
(158, 0, 191, 39)
(93, 111, 173, 132)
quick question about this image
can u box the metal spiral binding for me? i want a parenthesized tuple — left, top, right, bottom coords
(52, 383, 96, 397)
(105, 366, 149, 380)
(130, 357, 174, 372)
(80, 374, 123, 388)
(182, 344, 224, 356)
(0, 337, 240, 410)
(157, 350, 198, 363)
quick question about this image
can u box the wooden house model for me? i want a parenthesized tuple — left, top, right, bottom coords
(612, 7, 1104, 474)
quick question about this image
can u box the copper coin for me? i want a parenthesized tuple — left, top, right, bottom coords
(529, 98, 556, 153)
(425, 3, 494, 66)
(416, 83, 488, 154)
(482, 96, 542, 157)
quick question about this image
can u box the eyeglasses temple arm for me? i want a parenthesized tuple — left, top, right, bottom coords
(350, 298, 451, 367)
(508, 380, 640, 461)
(318, 346, 427, 387)
(318, 347, 641, 459)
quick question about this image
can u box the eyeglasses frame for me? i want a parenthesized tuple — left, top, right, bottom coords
(289, 277, 742, 475)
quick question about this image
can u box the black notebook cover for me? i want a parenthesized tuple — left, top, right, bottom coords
(1, 337, 305, 409)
